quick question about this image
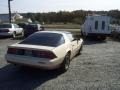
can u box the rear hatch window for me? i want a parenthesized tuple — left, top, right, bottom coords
(20, 32, 65, 47)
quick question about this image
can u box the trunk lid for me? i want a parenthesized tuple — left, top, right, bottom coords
(8, 43, 55, 51)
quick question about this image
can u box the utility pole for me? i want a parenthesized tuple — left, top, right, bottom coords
(8, 0, 13, 23)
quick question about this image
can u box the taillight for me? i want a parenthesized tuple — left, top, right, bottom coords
(7, 48, 24, 55)
(7, 48, 17, 54)
(32, 50, 57, 59)
(1, 29, 9, 32)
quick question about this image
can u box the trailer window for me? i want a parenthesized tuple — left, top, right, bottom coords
(102, 21, 105, 30)
(95, 21, 98, 30)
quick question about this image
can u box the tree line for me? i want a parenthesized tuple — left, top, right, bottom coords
(21, 10, 120, 25)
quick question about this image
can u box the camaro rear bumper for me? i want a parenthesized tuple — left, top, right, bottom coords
(5, 54, 64, 70)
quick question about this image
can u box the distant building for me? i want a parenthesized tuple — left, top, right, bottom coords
(12, 12, 23, 21)
(0, 13, 23, 22)
(0, 14, 9, 22)
(27, 18, 32, 23)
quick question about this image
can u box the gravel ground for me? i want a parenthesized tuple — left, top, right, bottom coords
(0, 37, 120, 90)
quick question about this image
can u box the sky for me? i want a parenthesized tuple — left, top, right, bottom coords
(0, 0, 120, 14)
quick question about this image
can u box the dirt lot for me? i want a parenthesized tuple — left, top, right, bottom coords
(0, 37, 120, 90)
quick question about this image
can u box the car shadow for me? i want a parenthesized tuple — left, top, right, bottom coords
(0, 36, 11, 39)
(84, 39, 107, 45)
(0, 64, 64, 89)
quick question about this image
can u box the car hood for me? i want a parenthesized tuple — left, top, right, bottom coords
(8, 43, 55, 51)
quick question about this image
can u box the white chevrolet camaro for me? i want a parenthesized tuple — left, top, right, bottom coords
(6, 31, 83, 71)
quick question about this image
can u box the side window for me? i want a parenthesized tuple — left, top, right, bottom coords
(14, 24, 19, 28)
(95, 21, 98, 30)
(102, 21, 105, 30)
(66, 34, 74, 41)
(58, 36, 65, 45)
(10, 24, 12, 28)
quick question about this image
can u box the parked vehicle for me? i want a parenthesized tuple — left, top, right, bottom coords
(17, 22, 28, 30)
(0, 23, 24, 38)
(81, 15, 112, 40)
(110, 25, 120, 39)
(5, 31, 83, 71)
(24, 23, 44, 37)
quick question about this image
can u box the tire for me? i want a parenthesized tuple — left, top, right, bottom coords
(98, 36, 106, 41)
(101, 37, 106, 41)
(61, 53, 71, 72)
(12, 32, 16, 38)
(21, 31, 24, 37)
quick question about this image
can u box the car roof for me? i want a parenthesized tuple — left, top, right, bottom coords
(36, 30, 72, 35)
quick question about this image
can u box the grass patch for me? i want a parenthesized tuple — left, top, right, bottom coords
(43, 24, 82, 38)
(43, 24, 80, 29)
(46, 28, 81, 38)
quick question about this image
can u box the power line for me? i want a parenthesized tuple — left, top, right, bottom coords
(8, 0, 13, 23)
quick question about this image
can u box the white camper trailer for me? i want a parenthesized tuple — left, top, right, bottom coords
(81, 15, 111, 40)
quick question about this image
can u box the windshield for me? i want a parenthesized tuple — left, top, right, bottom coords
(20, 32, 65, 47)
(0, 24, 12, 28)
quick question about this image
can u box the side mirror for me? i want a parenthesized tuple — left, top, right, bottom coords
(72, 38, 79, 41)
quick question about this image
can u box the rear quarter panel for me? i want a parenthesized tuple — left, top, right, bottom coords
(53, 42, 72, 59)
(78, 38, 83, 49)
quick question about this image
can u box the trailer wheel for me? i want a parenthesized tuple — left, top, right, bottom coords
(100, 36, 106, 40)
(12, 32, 16, 38)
